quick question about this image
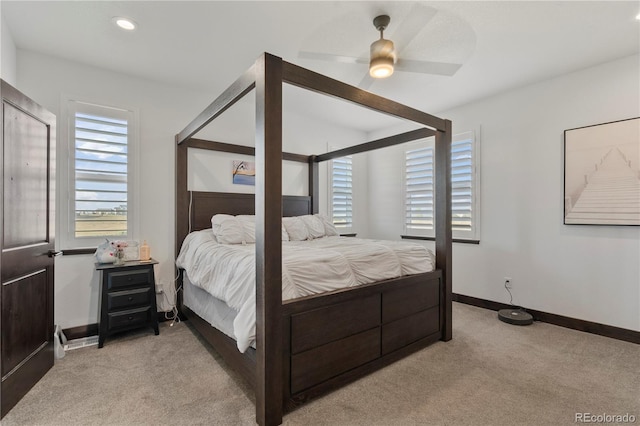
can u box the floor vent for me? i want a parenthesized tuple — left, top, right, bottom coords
(64, 335, 99, 351)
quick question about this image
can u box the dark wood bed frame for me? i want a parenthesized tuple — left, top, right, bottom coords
(175, 53, 452, 426)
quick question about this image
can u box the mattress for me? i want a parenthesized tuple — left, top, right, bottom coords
(176, 230, 434, 352)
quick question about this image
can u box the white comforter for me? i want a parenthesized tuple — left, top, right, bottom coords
(176, 230, 434, 352)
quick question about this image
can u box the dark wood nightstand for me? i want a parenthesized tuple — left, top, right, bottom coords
(95, 259, 160, 348)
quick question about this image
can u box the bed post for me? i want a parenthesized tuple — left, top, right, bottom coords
(175, 138, 189, 314)
(255, 52, 284, 426)
(309, 156, 319, 214)
(435, 119, 453, 341)
(175, 138, 189, 258)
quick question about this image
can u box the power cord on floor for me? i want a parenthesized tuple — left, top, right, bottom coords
(157, 269, 183, 327)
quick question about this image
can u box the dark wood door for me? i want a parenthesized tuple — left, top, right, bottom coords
(1, 80, 56, 418)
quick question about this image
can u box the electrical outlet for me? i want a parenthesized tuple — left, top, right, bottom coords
(504, 277, 512, 289)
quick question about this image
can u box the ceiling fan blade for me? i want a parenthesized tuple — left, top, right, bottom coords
(390, 4, 437, 55)
(395, 59, 462, 76)
(298, 51, 367, 65)
(357, 73, 375, 90)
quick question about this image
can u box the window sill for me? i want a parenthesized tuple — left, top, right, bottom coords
(400, 235, 480, 245)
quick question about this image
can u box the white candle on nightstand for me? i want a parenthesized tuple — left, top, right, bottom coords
(139, 240, 150, 261)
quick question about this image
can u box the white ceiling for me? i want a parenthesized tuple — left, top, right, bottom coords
(2, 1, 639, 133)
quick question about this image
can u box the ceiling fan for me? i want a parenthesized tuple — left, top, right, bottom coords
(299, 11, 463, 90)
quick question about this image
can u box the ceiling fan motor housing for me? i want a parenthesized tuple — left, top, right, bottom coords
(369, 15, 395, 78)
(370, 38, 395, 77)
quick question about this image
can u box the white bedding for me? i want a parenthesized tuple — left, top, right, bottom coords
(176, 230, 434, 352)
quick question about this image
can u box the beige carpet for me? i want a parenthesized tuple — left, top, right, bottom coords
(3, 303, 638, 425)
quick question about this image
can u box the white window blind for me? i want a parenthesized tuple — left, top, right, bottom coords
(331, 156, 353, 229)
(451, 135, 473, 233)
(404, 131, 479, 240)
(405, 145, 434, 232)
(61, 100, 137, 248)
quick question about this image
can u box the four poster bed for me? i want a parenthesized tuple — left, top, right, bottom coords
(175, 53, 452, 426)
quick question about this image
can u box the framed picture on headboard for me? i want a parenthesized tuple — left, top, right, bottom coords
(564, 117, 639, 225)
(232, 160, 255, 186)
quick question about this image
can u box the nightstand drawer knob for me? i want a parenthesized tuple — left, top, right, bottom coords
(128, 297, 133, 301)
(128, 316, 133, 321)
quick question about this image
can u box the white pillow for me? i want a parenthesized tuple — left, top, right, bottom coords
(236, 215, 256, 244)
(281, 222, 290, 242)
(216, 217, 245, 244)
(315, 214, 339, 236)
(211, 214, 234, 236)
(282, 217, 309, 241)
(215, 214, 289, 242)
(300, 215, 325, 239)
(238, 215, 291, 242)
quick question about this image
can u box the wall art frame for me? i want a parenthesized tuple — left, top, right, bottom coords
(232, 160, 255, 186)
(564, 117, 639, 226)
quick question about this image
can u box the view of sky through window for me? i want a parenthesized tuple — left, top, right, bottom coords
(74, 112, 128, 237)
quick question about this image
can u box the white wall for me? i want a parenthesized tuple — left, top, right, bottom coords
(16, 50, 367, 329)
(17, 50, 207, 328)
(368, 54, 640, 332)
(1, 13, 17, 85)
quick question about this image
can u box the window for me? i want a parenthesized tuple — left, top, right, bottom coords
(403, 131, 479, 241)
(60, 100, 137, 249)
(330, 155, 353, 230)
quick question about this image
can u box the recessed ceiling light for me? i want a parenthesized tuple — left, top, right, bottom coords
(113, 17, 137, 31)
(636, 13, 640, 21)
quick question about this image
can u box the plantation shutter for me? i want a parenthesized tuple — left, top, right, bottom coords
(404, 131, 478, 240)
(451, 135, 473, 232)
(73, 109, 129, 238)
(331, 156, 353, 228)
(404, 145, 434, 232)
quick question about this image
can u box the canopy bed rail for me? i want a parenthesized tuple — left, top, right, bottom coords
(175, 53, 451, 426)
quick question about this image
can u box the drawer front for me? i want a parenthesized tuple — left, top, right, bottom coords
(382, 278, 439, 324)
(291, 328, 380, 394)
(108, 287, 151, 311)
(382, 306, 440, 355)
(291, 294, 380, 354)
(108, 269, 151, 290)
(108, 306, 151, 330)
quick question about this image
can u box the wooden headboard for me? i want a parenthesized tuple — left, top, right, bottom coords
(189, 191, 312, 231)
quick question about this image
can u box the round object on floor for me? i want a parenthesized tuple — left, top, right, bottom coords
(498, 308, 533, 326)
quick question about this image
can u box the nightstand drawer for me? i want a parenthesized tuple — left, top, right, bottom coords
(108, 288, 151, 310)
(108, 307, 151, 329)
(108, 270, 151, 290)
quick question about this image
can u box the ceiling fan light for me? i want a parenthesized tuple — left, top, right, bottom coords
(369, 38, 395, 78)
(370, 57, 394, 78)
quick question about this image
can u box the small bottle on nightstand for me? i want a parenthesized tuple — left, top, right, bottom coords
(140, 240, 150, 261)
